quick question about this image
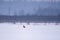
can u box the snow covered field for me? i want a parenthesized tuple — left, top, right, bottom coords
(0, 23, 60, 40)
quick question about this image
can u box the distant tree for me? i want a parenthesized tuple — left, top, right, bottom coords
(57, 9, 60, 16)
(19, 10, 25, 16)
(33, 8, 37, 15)
(0, 12, 2, 15)
(35, 6, 43, 16)
(26, 12, 30, 16)
(14, 10, 17, 16)
(0, 0, 4, 9)
(57, 14, 60, 17)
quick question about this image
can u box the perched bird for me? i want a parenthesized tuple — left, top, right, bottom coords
(23, 25, 26, 28)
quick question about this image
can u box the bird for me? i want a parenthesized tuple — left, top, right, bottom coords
(23, 25, 26, 28)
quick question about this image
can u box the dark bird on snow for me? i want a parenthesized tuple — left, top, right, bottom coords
(23, 25, 26, 28)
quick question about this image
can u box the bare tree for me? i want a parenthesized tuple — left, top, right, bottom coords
(19, 10, 25, 16)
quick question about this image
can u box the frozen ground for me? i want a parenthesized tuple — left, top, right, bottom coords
(0, 23, 60, 40)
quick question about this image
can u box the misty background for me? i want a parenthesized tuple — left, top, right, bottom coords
(0, 1, 60, 40)
(0, 0, 60, 16)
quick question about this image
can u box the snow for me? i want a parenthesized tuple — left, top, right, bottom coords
(0, 23, 60, 40)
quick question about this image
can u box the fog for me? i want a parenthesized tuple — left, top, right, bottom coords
(0, 23, 60, 40)
(4, 0, 60, 2)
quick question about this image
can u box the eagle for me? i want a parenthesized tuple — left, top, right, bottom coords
(23, 25, 26, 28)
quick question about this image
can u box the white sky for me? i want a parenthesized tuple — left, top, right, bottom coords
(0, 23, 60, 40)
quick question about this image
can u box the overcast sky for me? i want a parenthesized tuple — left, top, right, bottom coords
(3, 0, 60, 2)
(0, 0, 60, 16)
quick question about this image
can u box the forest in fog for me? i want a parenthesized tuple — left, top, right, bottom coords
(0, 0, 60, 23)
